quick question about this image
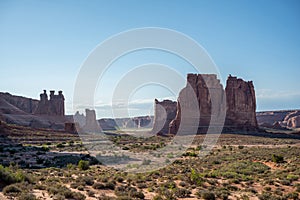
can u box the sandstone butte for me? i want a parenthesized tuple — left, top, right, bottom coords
(153, 74, 258, 135)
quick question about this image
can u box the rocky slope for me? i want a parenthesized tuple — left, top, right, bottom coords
(257, 110, 300, 129)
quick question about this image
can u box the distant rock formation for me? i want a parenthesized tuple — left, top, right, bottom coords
(256, 111, 290, 125)
(153, 74, 258, 135)
(82, 109, 102, 133)
(257, 110, 300, 129)
(133, 116, 153, 128)
(0, 92, 39, 114)
(64, 122, 79, 133)
(284, 111, 300, 128)
(224, 75, 258, 131)
(152, 99, 177, 134)
(0, 91, 68, 130)
(35, 90, 65, 116)
(72, 111, 85, 128)
(98, 118, 118, 131)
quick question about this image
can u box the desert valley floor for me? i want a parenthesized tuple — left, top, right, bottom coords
(0, 121, 300, 200)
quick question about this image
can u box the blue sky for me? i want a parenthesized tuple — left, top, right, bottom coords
(0, 0, 300, 117)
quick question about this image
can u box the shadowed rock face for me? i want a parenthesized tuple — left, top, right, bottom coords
(152, 99, 177, 135)
(0, 92, 39, 114)
(35, 90, 65, 116)
(224, 75, 258, 131)
(0, 91, 68, 130)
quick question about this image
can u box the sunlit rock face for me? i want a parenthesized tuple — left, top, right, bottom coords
(152, 74, 258, 135)
(224, 75, 258, 131)
(169, 74, 225, 134)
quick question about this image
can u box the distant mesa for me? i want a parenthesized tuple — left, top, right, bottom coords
(257, 110, 300, 129)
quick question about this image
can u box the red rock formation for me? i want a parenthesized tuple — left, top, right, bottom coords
(169, 74, 225, 134)
(154, 74, 258, 135)
(283, 111, 300, 129)
(65, 122, 78, 133)
(152, 99, 177, 134)
(287, 115, 300, 129)
(257, 110, 300, 129)
(0, 92, 39, 114)
(224, 75, 258, 131)
(35, 90, 65, 116)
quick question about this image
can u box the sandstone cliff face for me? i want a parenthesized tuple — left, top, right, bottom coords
(256, 110, 300, 129)
(0, 92, 39, 114)
(152, 99, 177, 134)
(256, 111, 290, 126)
(169, 74, 225, 134)
(224, 75, 258, 131)
(287, 116, 300, 128)
(153, 74, 258, 135)
(35, 90, 65, 116)
(283, 111, 300, 128)
(0, 91, 69, 130)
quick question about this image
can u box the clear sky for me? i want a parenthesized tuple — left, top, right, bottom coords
(0, 0, 300, 117)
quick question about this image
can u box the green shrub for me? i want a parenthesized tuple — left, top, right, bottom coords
(271, 154, 284, 163)
(78, 160, 89, 170)
(287, 174, 299, 181)
(0, 165, 30, 185)
(295, 183, 300, 192)
(258, 192, 275, 200)
(18, 193, 37, 200)
(190, 168, 203, 186)
(153, 195, 164, 200)
(3, 184, 22, 195)
(105, 181, 116, 190)
(201, 191, 216, 200)
(71, 192, 86, 200)
(115, 185, 143, 198)
(174, 188, 191, 198)
(284, 192, 299, 200)
(41, 145, 49, 151)
(93, 182, 105, 189)
(56, 143, 65, 148)
(80, 176, 94, 185)
(183, 151, 198, 157)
